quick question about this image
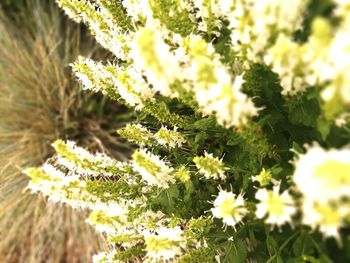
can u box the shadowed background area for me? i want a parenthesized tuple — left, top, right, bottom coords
(0, 0, 134, 262)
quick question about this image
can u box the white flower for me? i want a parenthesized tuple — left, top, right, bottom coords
(183, 35, 258, 127)
(293, 145, 350, 203)
(105, 64, 154, 110)
(173, 166, 191, 183)
(212, 0, 234, 17)
(92, 250, 119, 263)
(264, 34, 307, 95)
(42, 163, 66, 180)
(122, 0, 152, 22)
(53, 139, 127, 177)
(118, 124, 154, 145)
(92, 252, 107, 263)
(58, 0, 132, 59)
(320, 22, 350, 105)
(56, 0, 82, 23)
(228, 0, 307, 62)
(132, 149, 175, 188)
(252, 168, 273, 186)
(72, 58, 155, 111)
(87, 200, 133, 234)
(193, 151, 227, 180)
(143, 226, 186, 261)
(255, 185, 296, 227)
(133, 210, 166, 231)
(197, 74, 258, 127)
(334, 112, 350, 127)
(130, 26, 180, 98)
(211, 189, 247, 229)
(302, 200, 349, 242)
(192, 0, 225, 35)
(72, 57, 109, 92)
(155, 126, 186, 148)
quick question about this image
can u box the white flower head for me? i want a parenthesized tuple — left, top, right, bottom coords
(252, 168, 273, 186)
(255, 185, 296, 227)
(52, 139, 126, 177)
(122, 0, 152, 22)
(72, 57, 108, 93)
(143, 226, 186, 261)
(106, 65, 154, 110)
(92, 250, 119, 263)
(173, 166, 191, 183)
(155, 126, 186, 148)
(92, 252, 107, 263)
(130, 26, 180, 98)
(183, 34, 259, 127)
(211, 189, 247, 229)
(118, 124, 154, 146)
(133, 210, 166, 232)
(293, 144, 350, 203)
(302, 200, 350, 242)
(193, 151, 227, 180)
(132, 149, 175, 188)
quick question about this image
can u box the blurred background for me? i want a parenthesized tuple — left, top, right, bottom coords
(0, 0, 134, 262)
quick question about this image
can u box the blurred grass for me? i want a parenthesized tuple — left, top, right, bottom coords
(3, 0, 24, 7)
(0, 0, 134, 262)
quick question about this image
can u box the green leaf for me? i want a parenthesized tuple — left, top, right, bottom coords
(184, 183, 194, 204)
(319, 254, 333, 263)
(193, 116, 217, 130)
(288, 98, 320, 127)
(223, 239, 247, 263)
(227, 133, 242, 146)
(292, 234, 315, 257)
(266, 236, 280, 259)
(286, 257, 305, 263)
(317, 117, 331, 140)
(166, 184, 179, 208)
(195, 131, 207, 144)
(292, 141, 305, 154)
(153, 185, 180, 213)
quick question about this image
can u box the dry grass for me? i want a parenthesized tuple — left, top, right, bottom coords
(0, 1, 133, 262)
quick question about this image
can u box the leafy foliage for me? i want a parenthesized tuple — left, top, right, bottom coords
(25, 0, 350, 262)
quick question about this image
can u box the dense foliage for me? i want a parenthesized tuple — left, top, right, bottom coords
(26, 0, 350, 262)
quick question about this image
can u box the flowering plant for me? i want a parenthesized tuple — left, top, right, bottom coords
(26, 0, 350, 262)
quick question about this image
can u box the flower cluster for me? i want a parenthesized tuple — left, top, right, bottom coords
(132, 149, 175, 189)
(155, 126, 187, 148)
(25, 0, 350, 262)
(193, 151, 227, 180)
(118, 124, 186, 149)
(26, 141, 207, 262)
(52, 139, 129, 177)
(293, 145, 350, 241)
(252, 168, 273, 187)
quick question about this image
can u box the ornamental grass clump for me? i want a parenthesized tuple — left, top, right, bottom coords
(0, 1, 133, 262)
(26, 0, 350, 262)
